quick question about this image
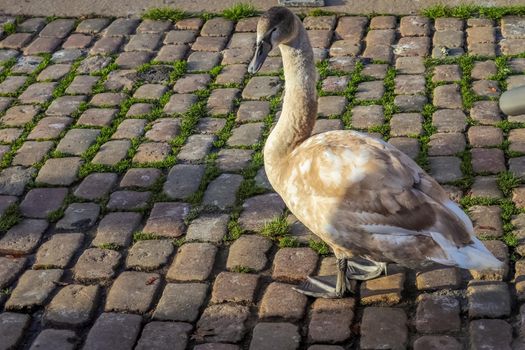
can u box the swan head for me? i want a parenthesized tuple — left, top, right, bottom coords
(248, 7, 297, 73)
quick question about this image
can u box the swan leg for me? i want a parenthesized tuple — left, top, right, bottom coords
(293, 258, 353, 298)
(346, 258, 387, 280)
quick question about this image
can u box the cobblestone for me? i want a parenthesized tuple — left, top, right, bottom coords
(44, 284, 99, 326)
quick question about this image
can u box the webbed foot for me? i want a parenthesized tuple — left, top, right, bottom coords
(292, 275, 355, 298)
(346, 258, 387, 280)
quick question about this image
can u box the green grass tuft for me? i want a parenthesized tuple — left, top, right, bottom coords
(222, 3, 258, 21)
(142, 7, 188, 22)
(97, 243, 121, 251)
(133, 231, 161, 242)
(308, 9, 335, 17)
(309, 239, 331, 255)
(278, 236, 300, 248)
(231, 265, 255, 273)
(497, 171, 521, 197)
(2, 22, 16, 35)
(0, 204, 20, 232)
(422, 5, 525, 19)
(261, 216, 290, 238)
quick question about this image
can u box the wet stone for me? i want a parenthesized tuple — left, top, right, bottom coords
(143, 202, 190, 238)
(196, 304, 250, 343)
(467, 280, 511, 318)
(428, 133, 466, 156)
(34, 233, 84, 269)
(469, 319, 512, 350)
(0, 166, 36, 196)
(227, 235, 272, 272)
(44, 284, 99, 327)
(120, 167, 161, 189)
(260, 282, 308, 320)
(216, 148, 253, 172)
(273, 247, 318, 282)
(107, 190, 151, 211)
(413, 336, 462, 350)
(0, 104, 38, 127)
(154, 282, 208, 322)
(360, 267, 405, 305)
(178, 134, 215, 162)
(77, 18, 110, 33)
(5, 269, 63, 311)
(74, 172, 117, 200)
(92, 140, 131, 165)
(187, 51, 221, 72)
(0, 219, 46, 254)
(167, 243, 217, 281)
(13, 141, 53, 166)
(429, 156, 462, 183)
(28, 116, 72, 140)
(308, 298, 355, 344)
(20, 187, 67, 218)
(135, 322, 192, 350)
(105, 271, 161, 313)
(471, 148, 505, 174)
(163, 164, 205, 200)
(18, 82, 57, 104)
(126, 239, 174, 271)
(74, 248, 121, 282)
(468, 126, 503, 147)
(390, 113, 423, 136)
(249, 322, 300, 350)
(56, 202, 100, 231)
(0, 257, 26, 289)
(351, 105, 384, 129)
(56, 128, 100, 155)
(83, 313, 142, 350)
(360, 307, 408, 350)
(212, 272, 259, 304)
(469, 176, 503, 198)
(36, 157, 81, 186)
(163, 94, 197, 115)
(415, 295, 460, 333)
(242, 76, 282, 100)
(0, 313, 30, 350)
(93, 212, 142, 248)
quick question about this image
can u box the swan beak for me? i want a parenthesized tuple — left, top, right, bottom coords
(248, 41, 272, 74)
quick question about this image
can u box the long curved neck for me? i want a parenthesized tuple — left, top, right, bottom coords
(264, 18, 317, 170)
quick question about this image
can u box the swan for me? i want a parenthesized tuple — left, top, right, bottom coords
(248, 7, 503, 298)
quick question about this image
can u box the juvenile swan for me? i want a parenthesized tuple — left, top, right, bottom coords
(248, 7, 503, 298)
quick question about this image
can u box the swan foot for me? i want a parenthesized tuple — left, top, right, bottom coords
(346, 258, 387, 280)
(292, 275, 355, 298)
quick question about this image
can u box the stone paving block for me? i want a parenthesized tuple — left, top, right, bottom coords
(351, 105, 384, 129)
(83, 313, 142, 350)
(178, 134, 215, 162)
(202, 173, 243, 209)
(273, 247, 318, 282)
(211, 272, 259, 304)
(36, 157, 81, 186)
(74, 248, 121, 282)
(39, 63, 73, 82)
(394, 75, 425, 95)
(105, 271, 161, 313)
(173, 74, 211, 93)
(0, 49, 18, 65)
(11, 55, 44, 74)
(513, 186, 525, 209)
(133, 142, 171, 164)
(227, 235, 272, 272)
(20, 187, 67, 219)
(471, 100, 502, 125)
(201, 17, 233, 36)
(120, 167, 161, 188)
(308, 298, 355, 343)
(90, 92, 127, 107)
(507, 75, 525, 90)
(470, 240, 508, 280)
(415, 294, 460, 333)
(18, 82, 57, 104)
(104, 18, 140, 36)
(40, 19, 75, 38)
(249, 322, 300, 350)
(66, 75, 99, 94)
(318, 96, 347, 116)
(107, 190, 151, 211)
(360, 307, 407, 350)
(335, 16, 367, 40)
(312, 119, 343, 135)
(153, 282, 208, 322)
(12, 140, 53, 166)
(468, 125, 503, 147)
(29, 329, 78, 350)
(216, 148, 254, 172)
(167, 242, 217, 281)
(1, 105, 39, 127)
(175, 18, 204, 31)
(193, 35, 228, 52)
(0, 312, 30, 350)
(433, 84, 463, 109)
(394, 94, 427, 112)
(395, 56, 425, 75)
(429, 156, 462, 183)
(428, 133, 466, 156)
(0, 33, 34, 49)
(56, 202, 100, 231)
(186, 214, 229, 244)
(18, 17, 46, 32)
(125, 33, 162, 52)
(321, 76, 349, 93)
(0, 166, 36, 196)
(92, 140, 131, 165)
(195, 118, 226, 135)
(34, 233, 84, 269)
(511, 159, 525, 179)
(143, 202, 190, 238)
(388, 138, 420, 159)
(74, 172, 117, 200)
(329, 39, 360, 56)
(5, 269, 63, 310)
(394, 37, 430, 56)
(509, 128, 525, 153)
(260, 282, 308, 320)
(0, 219, 48, 255)
(195, 345, 241, 350)
(469, 176, 503, 198)
(163, 164, 205, 200)
(469, 319, 512, 350)
(472, 80, 500, 98)
(93, 212, 142, 248)
(135, 322, 192, 350)
(0, 76, 27, 94)
(24, 37, 61, 54)
(360, 266, 405, 305)
(156, 44, 189, 62)
(163, 94, 197, 115)
(239, 193, 286, 232)
(90, 36, 124, 55)
(104, 69, 137, 90)
(116, 51, 152, 69)
(0, 257, 26, 289)
(62, 33, 93, 49)
(390, 113, 423, 136)
(56, 128, 100, 155)
(467, 280, 511, 318)
(216, 64, 247, 85)
(236, 101, 270, 123)
(208, 88, 239, 116)
(125, 104, 151, 118)
(187, 51, 221, 72)
(146, 118, 181, 142)
(126, 239, 174, 271)
(138, 19, 171, 33)
(0, 128, 21, 144)
(471, 148, 505, 174)
(52, 48, 84, 64)
(400, 16, 430, 36)
(413, 336, 462, 350)
(196, 304, 250, 343)
(44, 284, 99, 327)
(468, 205, 503, 238)
(243, 76, 282, 100)
(28, 116, 72, 140)
(433, 65, 462, 83)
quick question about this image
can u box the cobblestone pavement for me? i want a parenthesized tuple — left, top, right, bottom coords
(0, 10, 525, 350)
